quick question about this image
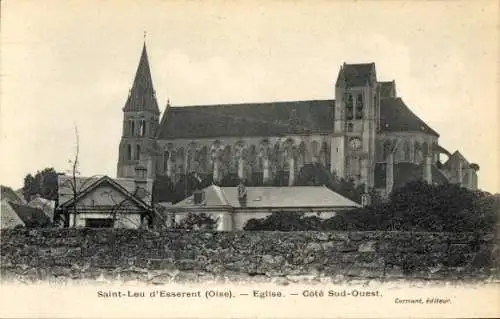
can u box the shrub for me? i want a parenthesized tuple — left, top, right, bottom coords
(175, 213, 218, 230)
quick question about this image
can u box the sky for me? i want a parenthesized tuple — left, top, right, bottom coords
(1, 0, 499, 193)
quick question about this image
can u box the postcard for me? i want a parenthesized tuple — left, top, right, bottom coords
(0, 0, 499, 318)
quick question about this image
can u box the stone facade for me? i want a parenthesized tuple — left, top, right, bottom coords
(1, 229, 498, 284)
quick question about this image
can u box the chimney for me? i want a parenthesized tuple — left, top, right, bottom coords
(385, 153, 394, 195)
(193, 189, 205, 205)
(423, 155, 432, 184)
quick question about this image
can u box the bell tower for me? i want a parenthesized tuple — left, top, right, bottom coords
(331, 62, 378, 188)
(117, 42, 160, 178)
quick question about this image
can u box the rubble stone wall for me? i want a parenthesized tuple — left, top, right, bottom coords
(1, 228, 498, 284)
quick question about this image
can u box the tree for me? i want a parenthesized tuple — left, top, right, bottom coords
(22, 168, 59, 201)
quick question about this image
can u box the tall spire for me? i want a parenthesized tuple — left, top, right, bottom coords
(123, 41, 160, 114)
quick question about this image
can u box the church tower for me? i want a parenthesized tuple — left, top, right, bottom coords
(117, 42, 160, 178)
(331, 63, 378, 188)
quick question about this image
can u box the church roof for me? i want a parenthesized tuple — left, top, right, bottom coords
(336, 63, 376, 87)
(379, 97, 439, 137)
(157, 100, 335, 139)
(157, 96, 437, 139)
(123, 43, 160, 114)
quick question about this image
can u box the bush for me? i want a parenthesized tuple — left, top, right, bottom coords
(175, 213, 218, 230)
(243, 212, 322, 231)
(243, 181, 499, 232)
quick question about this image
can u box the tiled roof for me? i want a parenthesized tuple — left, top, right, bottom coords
(158, 100, 335, 139)
(374, 162, 450, 189)
(8, 201, 52, 227)
(173, 185, 360, 209)
(380, 98, 439, 136)
(58, 175, 153, 207)
(28, 197, 55, 221)
(1, 200, 24, 228)
(123, 43, 159, 114)
(336, 63, 376, 87)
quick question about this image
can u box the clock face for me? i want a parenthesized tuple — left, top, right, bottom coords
(349, 137, 362, 151)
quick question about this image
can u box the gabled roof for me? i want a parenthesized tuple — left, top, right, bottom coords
(28, 197, 55, 221)
(58, 175, 153, 209)
(7, 201, 52, 227)
(157, 100, 335, 139)
(380, 97, 439, 137)
(374, 162, 450, 189)
(1, 200, 24, 228)
(1, 185, 25, 203)
(172, 185, 360, 209)
(336, 63, 376, 87)
(442, 151, 469, 170)
(123, 43, 160, 114)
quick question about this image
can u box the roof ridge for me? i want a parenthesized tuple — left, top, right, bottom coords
(170, 99, 334, 108)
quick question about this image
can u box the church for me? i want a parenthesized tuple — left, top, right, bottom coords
(116, 43, 479, 202)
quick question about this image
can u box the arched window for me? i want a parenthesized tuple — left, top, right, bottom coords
(346, 93, 354, 120)
(186, 148, 195, 173)
(130, 120, 135, 136)
(297, 142, 306, 170)
(126, 144, 132, 160)
(355, 93, 363, 119)
(403, 140, 411, 161)
(163, 151, 170, 172)
(320, 142, 329, 167)
(347, 122, 354, 132)
(414, 142, 422, 164)
(311, 141, 320, 162)
(177, 147, 185, 174)
(197, 146, 208, 172)
(139, 120, 146, 137)
(135, 145, 141, 160)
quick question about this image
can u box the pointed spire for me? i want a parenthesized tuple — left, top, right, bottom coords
(123, 40, 160, 114)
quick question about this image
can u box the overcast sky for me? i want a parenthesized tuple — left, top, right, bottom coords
(1, 0, 499, 193)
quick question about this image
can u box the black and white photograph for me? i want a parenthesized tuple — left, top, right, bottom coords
(0, 0, 499, 318)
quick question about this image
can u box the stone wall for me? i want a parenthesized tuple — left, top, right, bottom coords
(1, 228, 498, 284)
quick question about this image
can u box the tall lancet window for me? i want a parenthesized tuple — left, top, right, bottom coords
(355, 93, 364, 119)
(135, 145, 141, 161)
(139, 120, 146, 136)
(130, 120, 135, 136)
(127, 144, 132, 161)
(345, 93, 354, 120)
(163, 151, 170, 172)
